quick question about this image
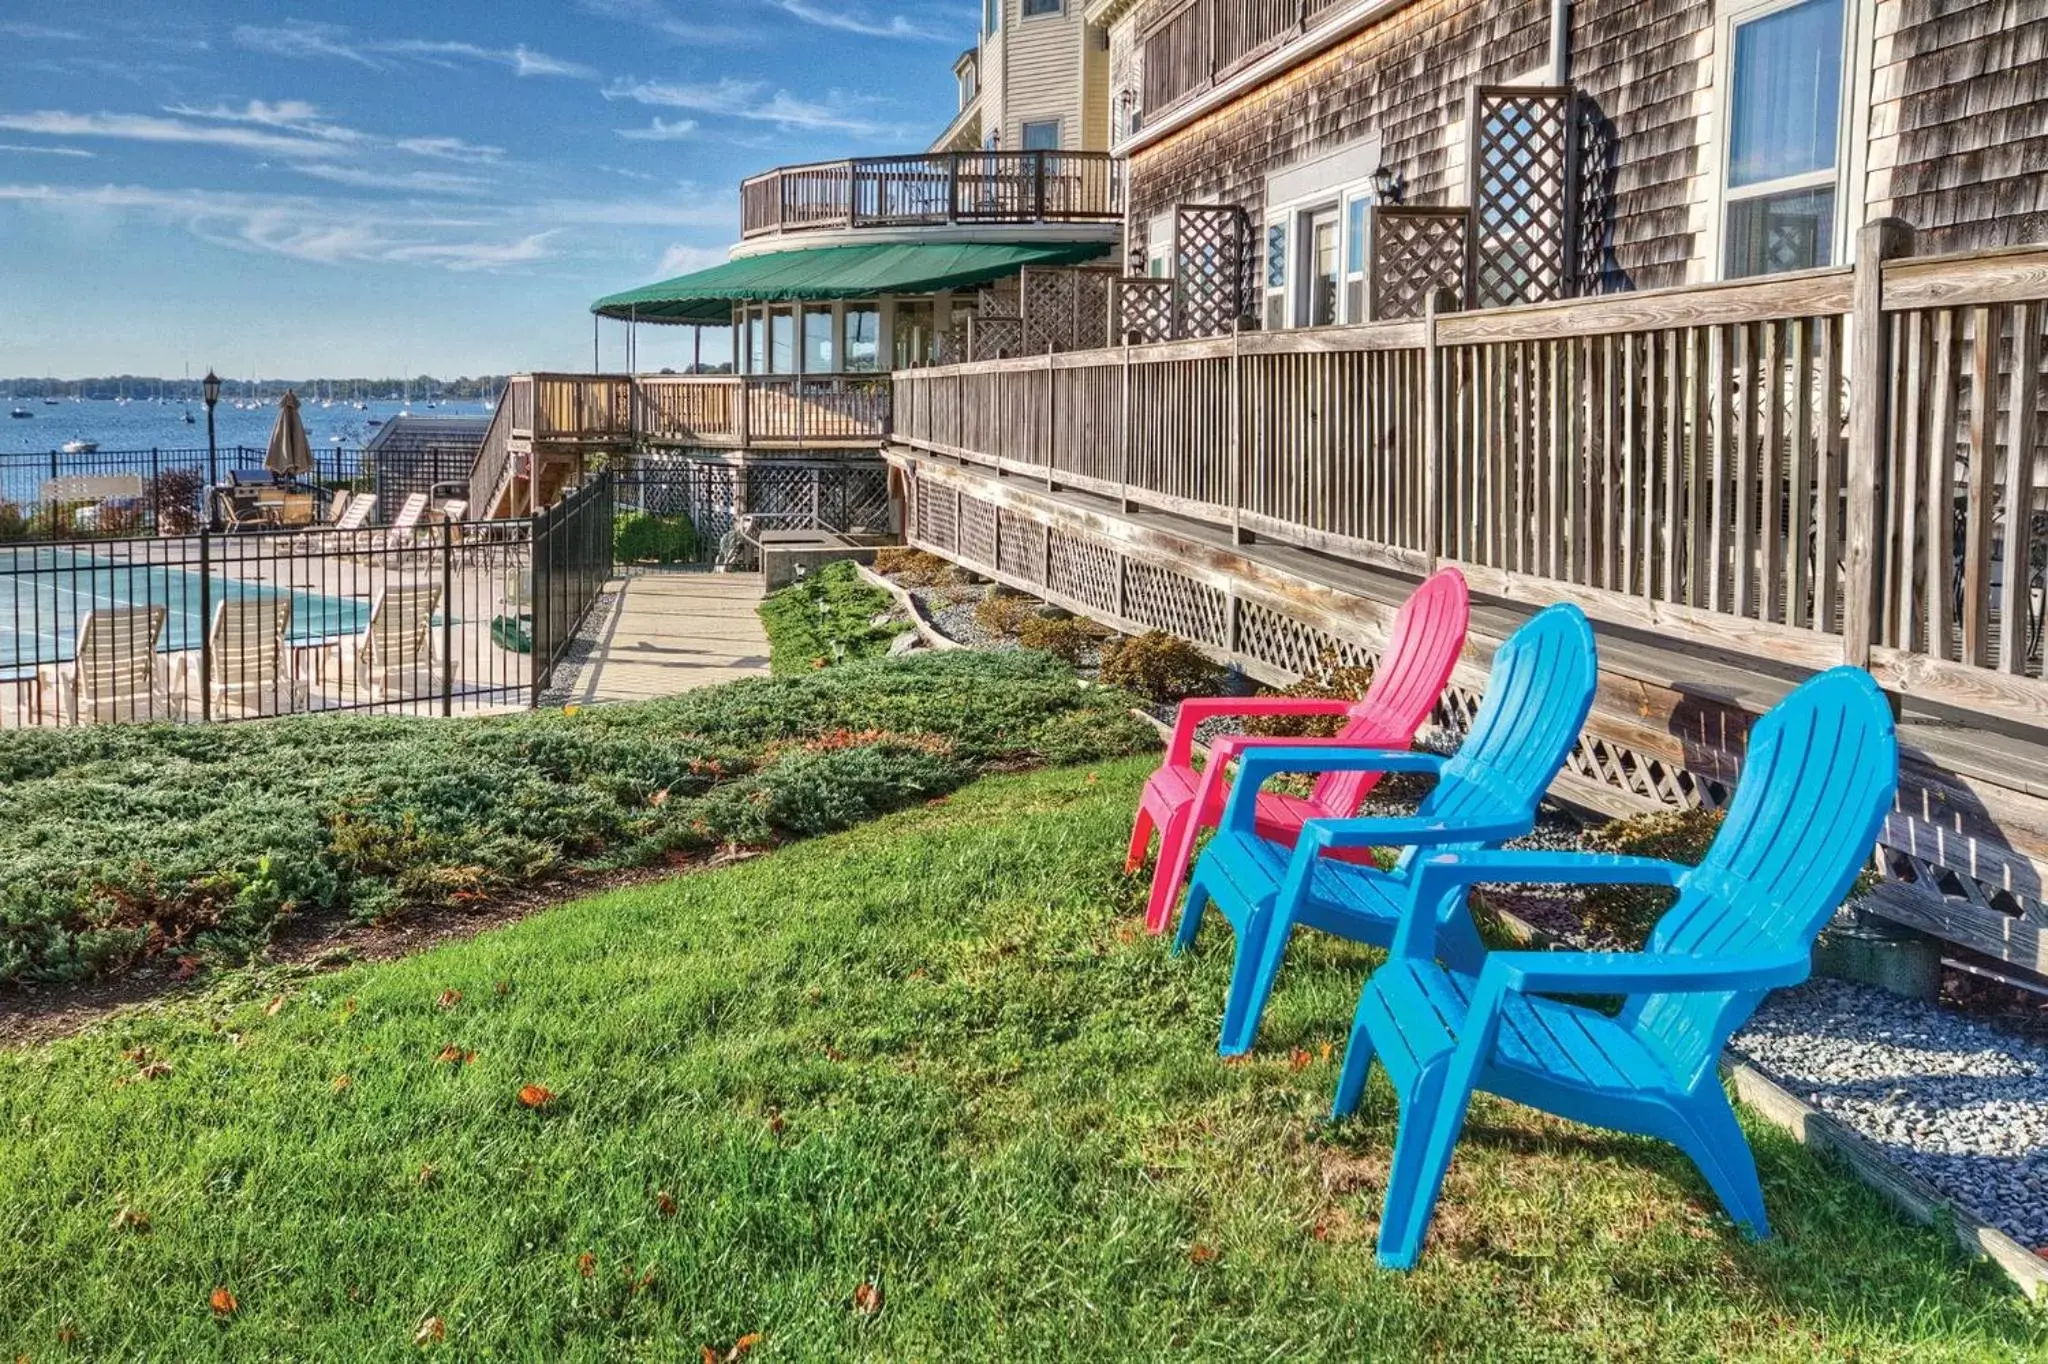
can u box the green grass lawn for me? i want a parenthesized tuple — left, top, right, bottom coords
(1, 756, 2040, 1360)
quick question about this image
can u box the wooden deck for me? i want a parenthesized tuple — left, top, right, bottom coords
(892, 446, 2048, 975)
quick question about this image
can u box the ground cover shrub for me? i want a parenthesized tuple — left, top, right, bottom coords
(758, 560, 909, 675)
(972, 591, 1038, 637)
(872, 546, 963, 587)
(0, 650, 1153, 986)
(152, 467, 205, 535)
(1099, 631, 1225, 704)
(1016, 614, 1109, 666)
(613, 509, 701, 564)
(1243, 653, 1377, 739)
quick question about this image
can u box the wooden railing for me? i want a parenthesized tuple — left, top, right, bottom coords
(467, 380, 517, 514)
(892, 230, 2048, 729)
(495, 373, 892, 450)
(1140, 0, 1351, 126)
(739, 151, 1122, 239)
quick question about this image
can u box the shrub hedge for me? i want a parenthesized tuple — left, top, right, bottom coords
(757, 560, 909, 675)
(0, 650, 1155, 985)
(613, 509, 701, 564)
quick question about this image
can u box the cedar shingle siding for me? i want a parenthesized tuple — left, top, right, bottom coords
(1878, 1, 2048, 251)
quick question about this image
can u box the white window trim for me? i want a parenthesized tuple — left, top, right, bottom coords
(1263, 174, 1381, 328)
(1705, 0, 1869, 280)
(1020, 0, 1064, 17)
(1020, 117, 1063, 151)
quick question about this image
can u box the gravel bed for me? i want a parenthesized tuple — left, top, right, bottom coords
(909, 586, 1017, 652)
(535, 586, 621, 708)
(1734, 975, 2048, 1248)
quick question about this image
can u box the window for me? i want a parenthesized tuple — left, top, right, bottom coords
(746, 310, 766, 374)
(1022, 0, 1062, 14)
(1263, 220, 1288, 330)
(1344, 195, 1370, 322)
(984, 0, 999, 34)
(769, 308, 795, 373)
(1021, 119, 1061, 151)
(893, 300, 937, 369)
(801, 307, 834, 373)
(1723, 0, 1845, 277)
(843, 305, 880, 372)
(1306, 210, 1340, 327)
(958, 67, 976, 110)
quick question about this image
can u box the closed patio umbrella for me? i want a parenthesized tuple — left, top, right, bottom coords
(264, 390, 314, 480)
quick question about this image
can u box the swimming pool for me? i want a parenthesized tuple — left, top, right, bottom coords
(0, 545, 371, 670)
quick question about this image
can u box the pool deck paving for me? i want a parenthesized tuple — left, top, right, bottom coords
(568, 569, 771, 705)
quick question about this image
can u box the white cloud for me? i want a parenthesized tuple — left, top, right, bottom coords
(615, 117, 699, 142)
(768, 0, 960, 42)
(656, 243, 726, 276)
(573, 0, 758, 45)
(286, 163, 489, 196)
(0, 110, 350, 159)
(0, 22, 87, 40)
(0, 143, 95, 158)
(394, 136, 506, 165)
(163, 100, 365, 145)
(604, 77, 905, 139)
(232, 23, 596, 79)
(0, 182, 561, 273)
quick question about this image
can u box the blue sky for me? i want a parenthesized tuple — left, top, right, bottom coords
(0, 2, 972, 378)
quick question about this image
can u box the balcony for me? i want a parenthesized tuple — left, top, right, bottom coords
(739, 151, 1123, 241)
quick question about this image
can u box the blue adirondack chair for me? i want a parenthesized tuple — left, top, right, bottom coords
(1176, 603, 1599, 1057)
(1334, 665, 1898, 1270)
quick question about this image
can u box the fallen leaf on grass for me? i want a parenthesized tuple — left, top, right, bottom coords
(649, 788, 671, 807)
(766, 1111, 786, 1138)
(118, 1060, 172, 1086)
(576, 1252, 596, 1278)
(852, 1281, 883, 1315)
(702, 1333, 764, 1363)
(332, 1074, 352, 1093)
(417, 1164, 439, 1187)
(435, 989, 462, 1010)
(1319, 1041, 1334, 1063)
(1188, 1243, 1218, 1265)
(121, 1046, 151, 1063)
(494, 980, 512, 996)
(264, 995, 286, 1017)
(173, 956, 202, 981)
(655, 1190, 678, 1217)
(109, 1205, 151, 1234)
(435, 1045, 463, 1066)
(517, 1084, 554, 1109)
(1287, 1047, 1312, 1072)
(414, 1314, 446, 1345)
(209, 1286, 238, 1317)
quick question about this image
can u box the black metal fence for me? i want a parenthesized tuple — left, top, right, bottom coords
(0, 445, 481, 541)
(0, 501, 612, 727)
(530, 471, 615, 705)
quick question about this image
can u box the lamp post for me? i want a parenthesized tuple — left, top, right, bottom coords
(202, 369, 222, 486)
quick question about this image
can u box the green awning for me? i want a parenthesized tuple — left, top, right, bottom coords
(590, 240, 1116, 323)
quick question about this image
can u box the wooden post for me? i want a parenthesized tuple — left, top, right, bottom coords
(1044, 350, 1058, 494)
(735, 378, 751, 449)
(1119, 338, 1134, 513)
(1229, 323, 1245, 545)
(1423, 287, 1455, 566)
(1843, 218, 1914, 669)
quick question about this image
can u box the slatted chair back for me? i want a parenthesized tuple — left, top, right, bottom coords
(389, 492, 429, 532)
(75, 606, 166, 721)
(1417, 603, 1598, 834)
(1311, 568, 1470, 817)
(1627, 667, 1897, 1088)
(211, 597, 290, 697)
(334, 494, 377, 532)
(361, 583, 443, 681)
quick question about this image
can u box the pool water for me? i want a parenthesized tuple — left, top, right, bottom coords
(0, 546, 372, 670)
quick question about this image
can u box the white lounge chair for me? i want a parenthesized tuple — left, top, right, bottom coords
(334, 492, 377, 531)
(42, 606, 178, 724)
(382, 492, 430, 546)
(333, 583, 444, 701)
(193, 596, 306, 716)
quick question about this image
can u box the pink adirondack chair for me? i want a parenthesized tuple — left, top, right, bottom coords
(1125, 567, 1470, 934)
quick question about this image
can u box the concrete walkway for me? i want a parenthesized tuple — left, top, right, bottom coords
(571, 570, 771, 704)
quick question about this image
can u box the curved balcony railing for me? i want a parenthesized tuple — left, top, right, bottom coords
(740, 151, 1122, 240)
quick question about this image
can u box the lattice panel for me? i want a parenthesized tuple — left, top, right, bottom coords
(1018, 266, 1118, 355)
(1561, 733, 1724, 811)
(997, 508, 1047, 584)
(1174, 204, 1249, 339)
(976, 287, 1020, 320)
(958, 495, 998, 570)
(1575, 98, 1618, 294)
(1369, 207, 1469, 320)
(1235, 598, 1375, 679)
(969, 316, 1023, 361)
(1122, 560, 1228, 647)
(1047, 529, 1121, 615)
(1469, 85, 1577, 309)
(914, 480, 958, 552)
(1116, 277, 1174, 343)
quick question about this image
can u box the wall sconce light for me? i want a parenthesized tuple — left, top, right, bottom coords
(1371, 164, 1403, 205)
